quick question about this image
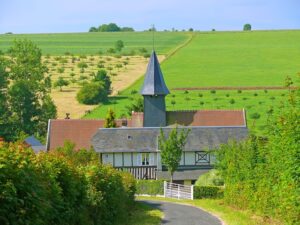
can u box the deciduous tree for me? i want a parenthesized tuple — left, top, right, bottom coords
(159, 127, 190, 181)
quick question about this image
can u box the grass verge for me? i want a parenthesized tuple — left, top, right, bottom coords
(136, 196, 280, 225)
(119, 201, 163, 225)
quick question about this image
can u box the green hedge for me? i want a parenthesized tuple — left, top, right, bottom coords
(0, 142, 136, 225)
(194, 186, 224, 199)
(136, 180, 164, 195)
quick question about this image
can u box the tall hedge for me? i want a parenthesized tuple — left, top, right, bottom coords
(216, 81, 299, 224)
(0, 142, 136, 225)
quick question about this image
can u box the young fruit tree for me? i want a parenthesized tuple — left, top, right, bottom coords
(159, 126, 190, 182)
(104, 108, 117, 128)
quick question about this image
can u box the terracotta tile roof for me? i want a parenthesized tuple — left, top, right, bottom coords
(166, 109, 246, 127)
(47, 119, 124, 150)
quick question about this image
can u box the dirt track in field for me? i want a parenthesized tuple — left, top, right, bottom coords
(172, 86, 297, 91)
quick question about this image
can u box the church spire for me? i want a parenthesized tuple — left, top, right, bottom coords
(140, 51, 170, 96)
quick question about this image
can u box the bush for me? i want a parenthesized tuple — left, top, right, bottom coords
(210, 90, 216, 94)
(136, 180, 164, 195)
(0, 142, 136, 225)
(195, 169, 224, 186)
(194, 186, 224, 199)
(76, 82, 108, 105)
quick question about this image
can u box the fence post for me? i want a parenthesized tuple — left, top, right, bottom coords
(177, 184, 180, 199)
(191, 185, 194, 200)
(164, 181, 167, 198)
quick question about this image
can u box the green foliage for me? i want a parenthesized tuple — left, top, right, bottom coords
(0, 40, 56, 141)
(125, 97, 143, 115)
(77, 61, 88, 69)
(193, 186, 224, 199)
(98, 23, 121, 32)
(94, 69, 111, 95)
(136, 180, 164, 195)
(215, 80, 300, 224)
(243, 23, 252, 31)
(77, 81, 108, 105)
(0, 141, 136, 225)
(195, 169, 224, 186)
(104, 108, 117, 128)
(53, 77, 69, 91)
(115, 40, 124, 52)
(159, 127, 190, 181)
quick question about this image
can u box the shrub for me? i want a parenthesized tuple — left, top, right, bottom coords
(76, 82, 108, 105)
(194, 186, 224, 199)
(198, 93, 203, 97)
(225, 93, 230, 97)
(130, 89, 138, 95)
(136, 180, 164, 195)
(250, 112, 260, 119)
(0, 142, 136, 225)
(210, 90, 216, 94)
(237, 89, 242, 93)
(195, 169, 224, 186)
(229, 99, 235, 104)
(254, 92, 258, 96)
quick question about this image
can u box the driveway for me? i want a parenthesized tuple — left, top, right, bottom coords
(139, 200, 222, 225)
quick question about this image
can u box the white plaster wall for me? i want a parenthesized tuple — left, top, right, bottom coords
(114, 153, 123, 167)
(185, 152, 195, 165)
(123, 153, 132, 166)
(102, 153, 113, 165)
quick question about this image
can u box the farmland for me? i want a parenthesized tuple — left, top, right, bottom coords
(84, 30, 300, 135)
(0, 32, 190, 55)
(127, 30, 300, 91)
(1, 30, 299, 134)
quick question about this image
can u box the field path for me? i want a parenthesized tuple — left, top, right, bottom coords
(139, 200, 222, 225)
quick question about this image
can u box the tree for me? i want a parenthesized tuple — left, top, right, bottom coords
(159, 127, 190, 181)
(94, 69, 111, 95)
(115, 40, 124, 52)
(104, 108, 117, 128)
(243, 23, 251, 31)
(126, 97, 143, 115)
(76, 82, 107, 105)
(54, 77, 69, 91)
(98, 23, 121, 32)
(4, 39, 56, 140)
(89, 26, 98, 32)
(121, 27, 134, 32)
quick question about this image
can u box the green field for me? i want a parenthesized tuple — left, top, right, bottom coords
(0, 32, 190, 55)
(84, 30, 299, 135)
(84, 89, 290, 134)
(127, 30, 300, 90)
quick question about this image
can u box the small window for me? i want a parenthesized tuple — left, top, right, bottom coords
(142, 153, 150, 165)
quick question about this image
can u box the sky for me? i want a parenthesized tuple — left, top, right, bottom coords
(0, 0, 299, 33)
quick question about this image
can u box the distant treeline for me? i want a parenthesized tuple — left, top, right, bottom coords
(89, 23, 135, 32)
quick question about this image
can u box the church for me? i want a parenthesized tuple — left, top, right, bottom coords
(46, 51, 248, 184)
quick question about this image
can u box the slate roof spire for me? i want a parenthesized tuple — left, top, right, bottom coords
(140, 51, 170, 95)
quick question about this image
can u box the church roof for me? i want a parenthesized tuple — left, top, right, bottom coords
(140, 51, 170, 95)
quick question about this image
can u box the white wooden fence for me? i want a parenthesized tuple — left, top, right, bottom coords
(164, 181, 194, 200)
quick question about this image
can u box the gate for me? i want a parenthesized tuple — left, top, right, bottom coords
(164, 181, 194, 200)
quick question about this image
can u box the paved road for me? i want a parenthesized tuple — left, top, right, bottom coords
(139, 200, 222, 225)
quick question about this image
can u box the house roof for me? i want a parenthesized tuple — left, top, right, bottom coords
(91, 126, 248, 153)
(140, 51, 170, 95)
(167, 109, 246, 126)
(46, 110, 247, 151)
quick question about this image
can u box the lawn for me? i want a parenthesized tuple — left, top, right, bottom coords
(126, 30, 300, 90)
(119, 201, 162, 225)
(137, 196, 282, 225)
(0, 32, 190, 55)
(84, 89, 290, 135)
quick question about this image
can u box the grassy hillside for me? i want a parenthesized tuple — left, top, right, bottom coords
(0, 32, 190, 55)
(126, 30, 300, 91)
(85, 30, 299, 135)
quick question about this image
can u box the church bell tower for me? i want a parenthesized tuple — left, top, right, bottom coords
(140, 51, 170, 127)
